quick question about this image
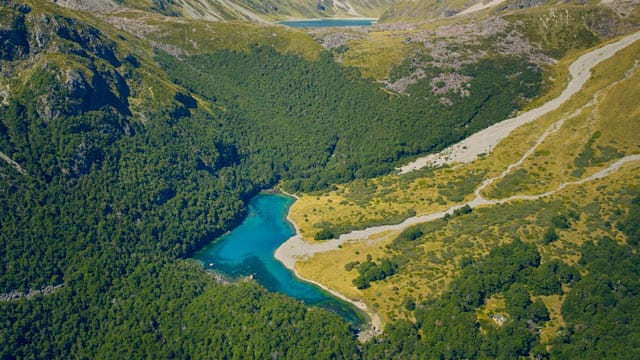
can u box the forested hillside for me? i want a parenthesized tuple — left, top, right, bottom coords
(2, 0, 639, 358)
(158, 47, 541, 191)
(0, 0, 542, 291)
(0, 1, 360, 356)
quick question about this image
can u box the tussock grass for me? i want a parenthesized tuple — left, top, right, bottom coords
(341, 31, 412, 79)
(289, 167, 483, 240)
(485, 39, 640, 198)
(536, 294, 566, 344)
(290, 36, 640, 326)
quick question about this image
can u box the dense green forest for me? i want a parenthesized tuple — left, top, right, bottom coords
(360, 236, 640, 359)
(1, 3, 359, 356)
(158, 46, 541, 191)
(1, 0, 639, 358)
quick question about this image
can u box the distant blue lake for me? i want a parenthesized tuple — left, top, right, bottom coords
(278, 18, 377, 28)
(194, 193, 365, 326)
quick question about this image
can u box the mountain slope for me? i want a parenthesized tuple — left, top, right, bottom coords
(1, 1, 362, 357)
(2, 0, 640, 358)
(54, 0, 398, 20)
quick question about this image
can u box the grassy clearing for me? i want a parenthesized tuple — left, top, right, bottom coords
(340, 31, 412, 79)
(289, 167, 484, 240)
(297, 160, 639, 327)
(536, 294, 565, 345)
(296, 228, 461, 324)
(477, 294, 507, 333)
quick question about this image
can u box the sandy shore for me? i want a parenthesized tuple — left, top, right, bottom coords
(398, 30, 640, 174)
(274, 239, 383, 336)
(275, 193, 383, 336)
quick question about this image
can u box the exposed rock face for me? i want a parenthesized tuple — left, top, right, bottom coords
(603, 0, 640, 18)
(65, 68, 89, 99)
(50, 0, 121, 12)
(1, 1, 135, 180)
(0, 3, 30, 60)
(386, 67, 426, 93)
(384, 16, 551, 98)
(430, 72, 472, 97)
(307, 27, 369, 51)
(48, 15, 121, 66)
(32, 62, 131, 124)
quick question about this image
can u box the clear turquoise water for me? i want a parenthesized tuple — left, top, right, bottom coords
(194, 193, 365, 326)
(278, 19, 376, 28)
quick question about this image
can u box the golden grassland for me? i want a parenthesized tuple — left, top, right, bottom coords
(296, 228, 460, 324)
(145, 19, 324, 59)
(289, 167, 482, 240)
(536, 294, 565, 344)
(296, 233, 402, 322)
(297, 159, 640, 330)
(60, 4, 324, 60)
(290, 36, 640, 330)
(340, 30, 413, 79)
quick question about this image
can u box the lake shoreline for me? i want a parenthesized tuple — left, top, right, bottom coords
(194, 191, 370, 329)
(274, 190, 383, 340)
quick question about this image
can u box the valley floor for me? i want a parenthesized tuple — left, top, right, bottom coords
(275, 30, 640, 330)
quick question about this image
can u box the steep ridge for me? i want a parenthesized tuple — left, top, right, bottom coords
(52, 0, 398, 20)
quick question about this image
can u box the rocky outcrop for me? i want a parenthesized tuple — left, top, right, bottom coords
(50, 0, 120, 12)
(0, 284, 64, 302)
(502, 0, 549, 11)
(0, 2, 30, 60)
(1, 1, 137, 181)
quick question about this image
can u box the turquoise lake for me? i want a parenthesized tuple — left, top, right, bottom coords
(278, 18, 376, 28)
(194, 193, 365, 326)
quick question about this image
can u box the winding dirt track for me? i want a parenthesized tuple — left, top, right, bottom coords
(275, 31, 640, 334)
